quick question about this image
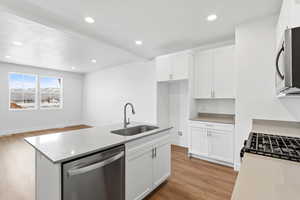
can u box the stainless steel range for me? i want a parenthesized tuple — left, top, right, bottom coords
(241, 132, 300, 162)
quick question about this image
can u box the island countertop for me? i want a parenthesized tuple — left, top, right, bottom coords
(25, 122, 172, 163)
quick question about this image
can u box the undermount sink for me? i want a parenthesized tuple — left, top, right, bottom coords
(111, 125, 159, 136)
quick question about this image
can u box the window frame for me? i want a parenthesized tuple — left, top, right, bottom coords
(39, 75, 63, 110)
(8, 72, 38, 111)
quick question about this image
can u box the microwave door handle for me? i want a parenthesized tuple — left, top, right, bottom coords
(276, 44, 285, 80)
(67, 151, 124, 177)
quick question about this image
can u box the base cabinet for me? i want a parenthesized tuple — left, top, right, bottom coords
(126, 132, 171, 200)
(190, 127, 209, 156)
(153, 140, 171, 187)
(188, 121, 234, 166)
(126, 149, 153, 200)
(208, 129, 233, 163)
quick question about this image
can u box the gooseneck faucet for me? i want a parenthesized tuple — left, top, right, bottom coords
(124, 102, 135, 128)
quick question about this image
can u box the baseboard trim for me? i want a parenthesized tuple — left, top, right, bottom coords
(234, 163, 241, 171)
(0, 121, 85, 136)
(189, 153, 234, 168)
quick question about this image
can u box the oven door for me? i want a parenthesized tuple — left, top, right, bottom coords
(62, 146, 125, 200)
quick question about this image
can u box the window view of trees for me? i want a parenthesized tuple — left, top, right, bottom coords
(40, 77, 62, 109)
(9, 73, 37, 110)
(9, 73, 63, 110)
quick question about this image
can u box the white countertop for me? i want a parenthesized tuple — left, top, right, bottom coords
(190, 113, 235, 124)
(25, 122, 172, 163)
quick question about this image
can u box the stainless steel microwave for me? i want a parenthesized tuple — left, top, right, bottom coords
(276, 27, 300, 97)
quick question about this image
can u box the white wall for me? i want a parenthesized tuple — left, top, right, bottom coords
(235, 16, 300, 169)
(0, 62, 84, 135)
(83, 61, 157, 126)
(196, 99, 235, 115)
(157, 80, 189, 147)
(169, 80, 189, 147)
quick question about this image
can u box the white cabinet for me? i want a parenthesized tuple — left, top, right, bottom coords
(190, 127, 209, 157)
(126, 132, 171, 200)
(193, 45, 235, 99)
(277, 0, 300, 47)
(156, 52, 191, 82)
(153, 140, 171, 187)
(126, 147, 153, 200)
(194, 50, 213, 98)
(208, 129, 233, 163)
(213, 46, 235, 98)
(156, 55, 172, 82)
(188, 121, 234, 166)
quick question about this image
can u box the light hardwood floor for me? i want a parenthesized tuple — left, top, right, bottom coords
(0, 126, 237, 200)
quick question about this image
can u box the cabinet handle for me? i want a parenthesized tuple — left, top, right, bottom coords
(154, 147, 157, 157)
(211, 90, 215, 98)
(207, 131, 212, 136)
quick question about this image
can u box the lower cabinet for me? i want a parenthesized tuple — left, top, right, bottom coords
(208, 129, 233, 163)
(126, 147, 153, 200)
(190, 127, 209, 156)
(126, 132, 171, 200)
(153, 140, 171, 187)
(188, 121, 234, 165)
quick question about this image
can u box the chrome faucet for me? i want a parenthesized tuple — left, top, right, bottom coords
(124, 102, 135, 128)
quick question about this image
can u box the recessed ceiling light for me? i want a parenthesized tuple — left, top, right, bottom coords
(71, 67, 76, 70)
(85, 17, 95, 24)
(91, 59, 97, 63)
(12, 41, 23, 46)
(207, 14, 218, 22)
(135, 40, 143, 45)
(5, 55, 11, 59)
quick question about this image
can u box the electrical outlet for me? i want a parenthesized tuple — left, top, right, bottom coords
(178, 131, 183, 136)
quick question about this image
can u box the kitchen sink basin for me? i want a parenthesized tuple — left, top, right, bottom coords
(111, 125, 159, 136)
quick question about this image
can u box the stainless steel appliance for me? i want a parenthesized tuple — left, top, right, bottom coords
(276, 27, 300, 96)
(62, 145, 125, 200)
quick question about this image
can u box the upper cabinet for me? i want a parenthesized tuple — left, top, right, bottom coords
(277, 0, 300, 47)
(156, 52, 191, 82)
(193, 45, 236, 99)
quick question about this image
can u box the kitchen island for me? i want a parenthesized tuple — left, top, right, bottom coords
(25, 122, 172, 200)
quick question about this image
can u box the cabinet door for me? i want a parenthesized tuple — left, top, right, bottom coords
(208, 129, 233, 163)
(194, 50, 213, 98)
(156, 56, 171, 82)
(213, 45, 235, 98)
(171, 53, 189, 81)
(153, 141, 171, 187)
(189, 127, 209, 156)
(126, 149, 153, 200)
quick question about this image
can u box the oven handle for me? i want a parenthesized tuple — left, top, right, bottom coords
(67, 151, 124, 177)
(276, 44, 285, 80)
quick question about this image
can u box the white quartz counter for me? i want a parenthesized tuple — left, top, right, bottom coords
(25, 122, 172, 163)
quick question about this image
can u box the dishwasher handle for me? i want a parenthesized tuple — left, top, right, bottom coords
(67, 151, 124, 177)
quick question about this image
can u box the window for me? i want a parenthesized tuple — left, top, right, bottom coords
(9, 73, 37, 110)
(40, 76, 63, 109)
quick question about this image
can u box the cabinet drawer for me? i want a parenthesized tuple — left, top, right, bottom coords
(126, 131, 171, 160)
(189, 120, 234, 131)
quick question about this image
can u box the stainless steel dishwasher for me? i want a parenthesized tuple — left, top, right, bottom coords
(62, 145, 125, 200)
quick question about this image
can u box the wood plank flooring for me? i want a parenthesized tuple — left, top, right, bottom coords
(0, 127, 237, 200)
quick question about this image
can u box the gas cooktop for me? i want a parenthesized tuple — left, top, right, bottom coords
(241, 132, 300, 162)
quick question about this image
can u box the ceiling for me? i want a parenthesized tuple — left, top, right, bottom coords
(0, 0, 282, 73)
